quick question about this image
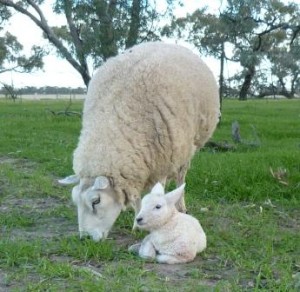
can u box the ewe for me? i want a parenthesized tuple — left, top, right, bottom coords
(59, 41, 220, 241)
(129, 182, 207, 264)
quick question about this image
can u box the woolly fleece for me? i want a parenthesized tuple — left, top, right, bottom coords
(73, 42, 220, 207)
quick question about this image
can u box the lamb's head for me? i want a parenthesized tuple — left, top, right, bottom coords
(134, 182, 185, 231)
(59, 175, 122, 241)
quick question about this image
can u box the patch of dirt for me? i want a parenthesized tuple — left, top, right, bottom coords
(8, 219, 77, 241)
(0, 157, 36, 171)
(276, 208, 300, 232)
(110, 230, 136, 248)
(0, 157, 77, 240)
(0, 197, 63, 212)
(0, 270, 9, 292)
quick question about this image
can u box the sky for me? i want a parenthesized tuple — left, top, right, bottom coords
(0, 0, 225, 88)
(0, 0, 297, 89)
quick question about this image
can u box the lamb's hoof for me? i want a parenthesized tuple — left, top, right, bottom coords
(128, 243, 141, 254)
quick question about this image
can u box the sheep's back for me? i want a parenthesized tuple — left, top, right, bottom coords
(73, 42, 220, 193)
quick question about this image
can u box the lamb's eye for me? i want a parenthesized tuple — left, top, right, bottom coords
(92, 197, 100, 208)
(155, 204, 161, 209)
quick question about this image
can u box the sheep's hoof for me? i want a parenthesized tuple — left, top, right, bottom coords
(128, 243, 141, 254)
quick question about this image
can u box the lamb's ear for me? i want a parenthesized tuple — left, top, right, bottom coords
(151, 182, 165, 195)
(92, 176, 110, 190)
(165, 183, 186, 206)
(58, 175, 80, 185)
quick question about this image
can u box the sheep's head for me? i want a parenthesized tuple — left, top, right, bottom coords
(134, 182, 185, 231)
(59, 175, 122, 241)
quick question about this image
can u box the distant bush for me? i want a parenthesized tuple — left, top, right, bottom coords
(0, 86, 86, 95)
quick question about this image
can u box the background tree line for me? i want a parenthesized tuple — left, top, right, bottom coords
(0, 85, 86, 95)
(0, 0, 300, 103)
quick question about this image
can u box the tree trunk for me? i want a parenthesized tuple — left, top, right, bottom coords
(64, 0, 90, 86)
(278, 77, 292, 98)
(96, 0, 118, 60)
(0, 0, 91, 87)
(239, 65, 255, 100)
(125, 0, 141, 49)
(290, 73, 298, 98)
(219, 42, 225, 110)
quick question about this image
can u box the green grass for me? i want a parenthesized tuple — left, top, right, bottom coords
(0, 98, 299, 291)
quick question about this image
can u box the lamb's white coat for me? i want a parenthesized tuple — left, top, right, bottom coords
(60, 41, 220, 241)
(129, 183, 206, 264)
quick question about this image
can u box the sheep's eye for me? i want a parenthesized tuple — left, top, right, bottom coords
(92, 197, 100, 208)
(155, 204, 161, 209)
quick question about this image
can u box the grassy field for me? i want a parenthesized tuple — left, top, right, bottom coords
(0, 98, 299, 291)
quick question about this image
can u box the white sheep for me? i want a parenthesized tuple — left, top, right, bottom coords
(129, 182, 207, 264)
(59, 41, 220, 241)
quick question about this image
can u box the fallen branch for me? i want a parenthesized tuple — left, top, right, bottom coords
(270, 167, 288, 185)
(231, 121, 261, 147)
(45, 98, 82, 117)
(46, 108, 82, 117)
(205, 141, 237, 151)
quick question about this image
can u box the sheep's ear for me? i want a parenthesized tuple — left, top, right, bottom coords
(92, 176, 110, 190)
(165, 183, 186, 206)
(150, 182, 165, 195)
(58, 175, 80, 185)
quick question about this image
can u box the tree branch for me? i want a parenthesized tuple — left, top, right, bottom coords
(0, 0, 91, 86)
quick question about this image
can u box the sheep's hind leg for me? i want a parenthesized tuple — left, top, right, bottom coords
(175, 163, 189, 213)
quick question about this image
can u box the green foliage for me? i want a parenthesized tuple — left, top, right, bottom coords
(166, 0, 300, 99)
(57, 236, 115, 262)
(0, 240, 43, 267)
(0, 0, 182, 86)
(0, 31, 45, 74)
(52, 0, 179, 63)
(0, 99, 299, 291)
(267, 39, 300, 97)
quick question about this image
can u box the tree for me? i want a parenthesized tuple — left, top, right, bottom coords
(162, 8, 229, 108)
(164, 0, 300, 100)
(0, 5, 44, 74)
(0, 0, 180, 87)
(220, 0, 300, 100)
(0, 82, 19, 100)
(267, 41, 300, 98)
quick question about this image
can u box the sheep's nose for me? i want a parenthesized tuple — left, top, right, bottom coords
(136, 217, 143, 224)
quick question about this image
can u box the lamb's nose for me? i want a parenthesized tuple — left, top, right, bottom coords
(136, 217, 143, 224)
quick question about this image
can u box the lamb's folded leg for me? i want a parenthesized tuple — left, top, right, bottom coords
(128, 243, 141, 254)
(139, 235, 156, 260)
(156, 254, 191, 264)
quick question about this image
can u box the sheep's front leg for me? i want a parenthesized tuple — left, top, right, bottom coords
(131, 197, 142, 230)
(139, 235, 156, 260)
(175, 163, 189, 213)
(131, 197, 141, 215)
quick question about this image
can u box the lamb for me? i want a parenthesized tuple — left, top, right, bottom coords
(59, 41, 220, 241)
(129, 182, 207, 264)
